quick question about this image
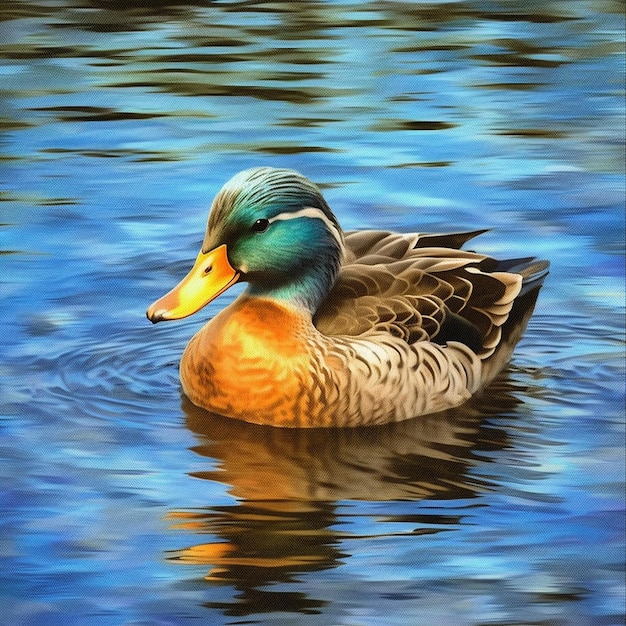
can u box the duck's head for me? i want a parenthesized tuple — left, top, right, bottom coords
(147, 167, 345, 322)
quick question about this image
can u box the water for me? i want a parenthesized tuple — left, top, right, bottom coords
(1, 1, 624, 624)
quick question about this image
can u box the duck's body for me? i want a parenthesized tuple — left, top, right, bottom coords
(148, 168, 548, 427)
(180, 294, 480, 427)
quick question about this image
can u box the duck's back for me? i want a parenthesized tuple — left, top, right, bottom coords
(311, 230, 549, 423)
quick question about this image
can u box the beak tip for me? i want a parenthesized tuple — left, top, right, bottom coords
(146, 306, 165, 324)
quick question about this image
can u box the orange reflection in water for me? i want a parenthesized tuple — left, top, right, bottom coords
(164, 379, 522, 614)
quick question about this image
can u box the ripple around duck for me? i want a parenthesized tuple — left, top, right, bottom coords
(21, 324, 185, 424)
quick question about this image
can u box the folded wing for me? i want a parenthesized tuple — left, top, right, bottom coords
(314, 231, 549, 359)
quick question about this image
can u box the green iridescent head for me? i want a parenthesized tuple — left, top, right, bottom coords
(203, 167, 345, 312)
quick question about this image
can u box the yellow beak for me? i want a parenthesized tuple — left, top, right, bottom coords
(146, 244, 240, 323)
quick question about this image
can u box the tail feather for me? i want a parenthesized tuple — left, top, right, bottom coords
(479, 259, 548, 387)
(508, 259, 550, 296)
(414, 229, 489, 250)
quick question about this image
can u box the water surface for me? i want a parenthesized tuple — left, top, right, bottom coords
(1, 1, 624, 624)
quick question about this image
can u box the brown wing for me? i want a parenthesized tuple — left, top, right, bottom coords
(342, 229, 487, 263)
(314, 230, 545, 358)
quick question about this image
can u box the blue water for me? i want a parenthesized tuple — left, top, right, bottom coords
(1, 1, 624, 624)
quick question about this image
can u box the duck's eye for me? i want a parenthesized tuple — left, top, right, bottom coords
(251, 218, 270, 233)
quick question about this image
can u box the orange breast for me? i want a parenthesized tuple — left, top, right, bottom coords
(180, 297, 322, 426)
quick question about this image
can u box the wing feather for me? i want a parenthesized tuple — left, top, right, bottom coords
(314, 230, 547, 359)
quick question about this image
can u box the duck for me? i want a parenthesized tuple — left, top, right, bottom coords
(147, 167, 548, 428)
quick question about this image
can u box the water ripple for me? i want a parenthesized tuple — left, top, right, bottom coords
(17, 325, 183, 423)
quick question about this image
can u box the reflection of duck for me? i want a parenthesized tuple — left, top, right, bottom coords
(148, 167, 548, 427)
(167, 499, 340, 616)
(166, 380, 523, 613)
(181, 386, 519, 502)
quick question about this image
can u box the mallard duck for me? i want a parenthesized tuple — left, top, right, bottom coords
(147, 167, 548, 427)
